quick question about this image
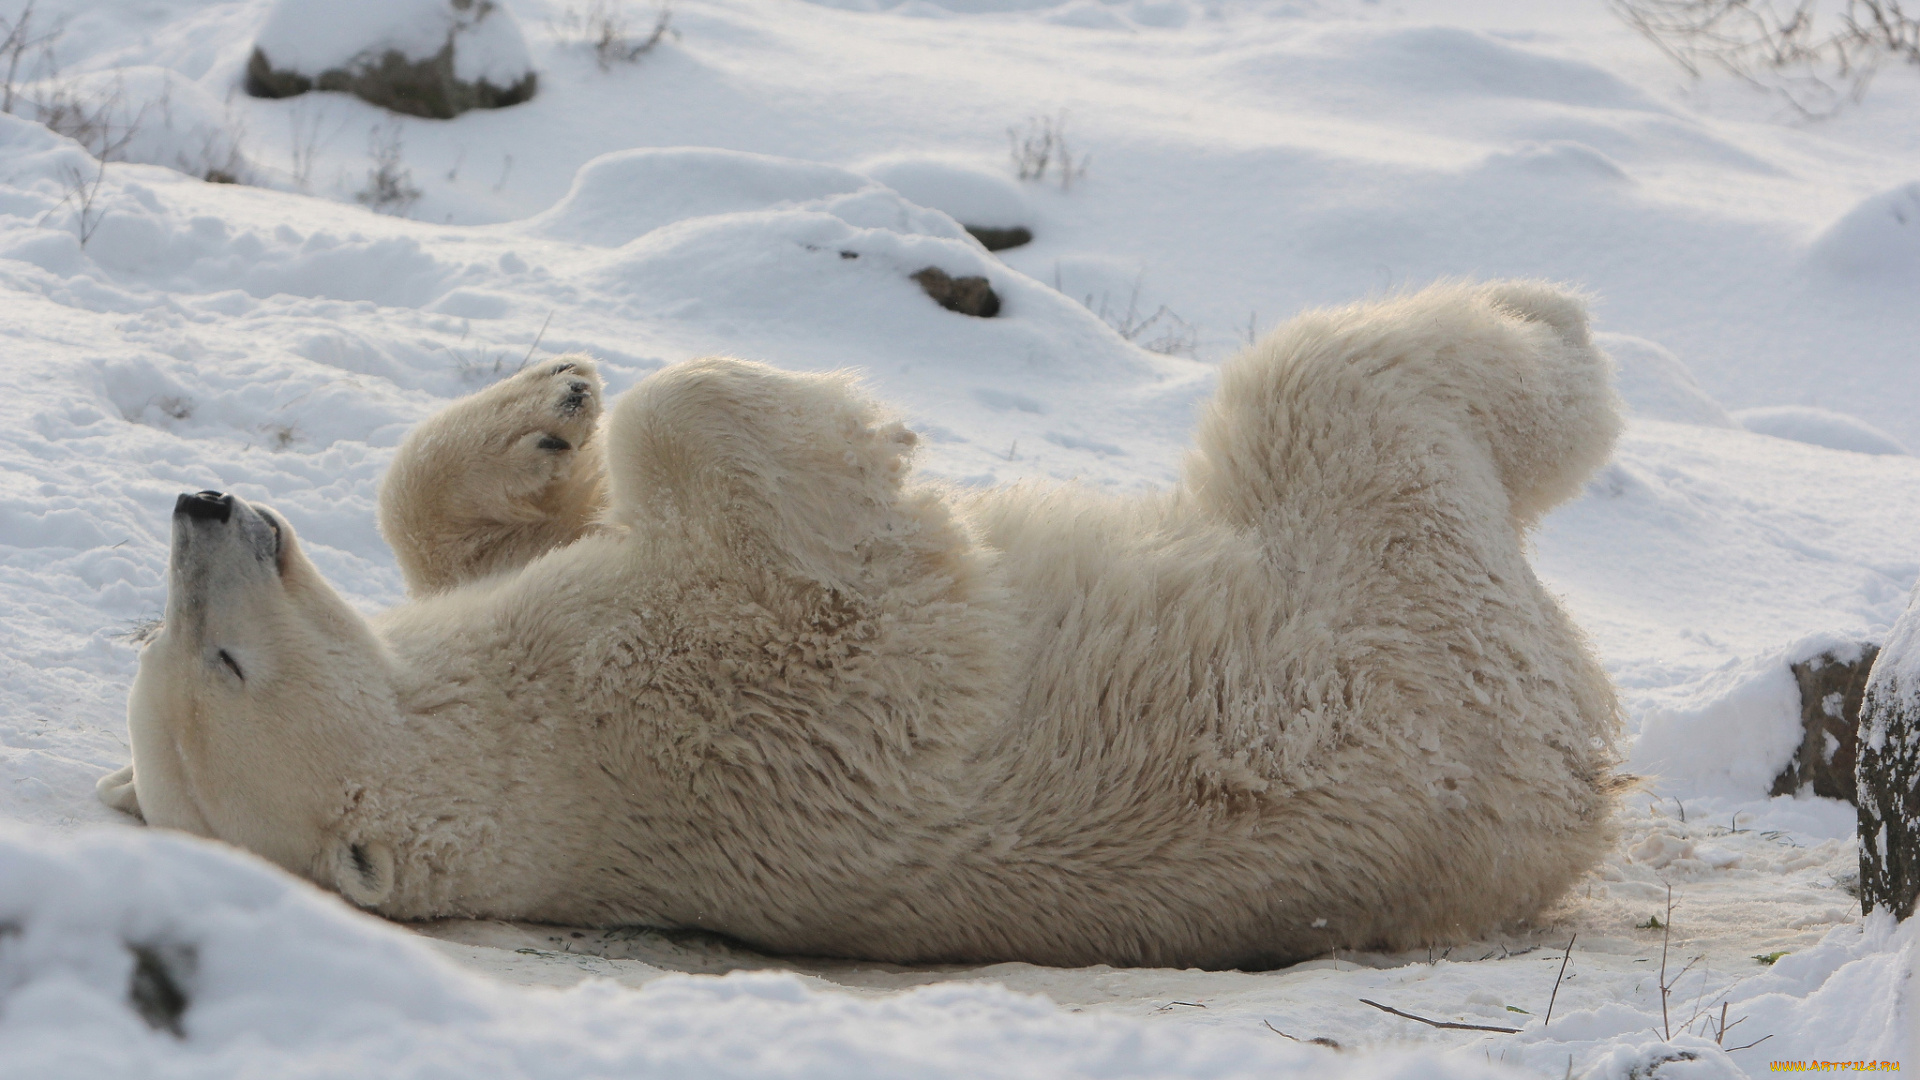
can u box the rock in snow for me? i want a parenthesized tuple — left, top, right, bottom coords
(245, 0, 536, 119)
(1859, 598, 1920, 919)
(912, 265, 1002, 316)
(1773, 645, 1879, 803)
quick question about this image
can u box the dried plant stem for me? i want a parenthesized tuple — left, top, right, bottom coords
(1544, 934, 1575, 1027)
(1659, 884, 1673, 1039)
(1358, 998, 1521, 1034)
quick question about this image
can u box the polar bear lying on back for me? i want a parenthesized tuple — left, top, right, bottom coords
(100, 281, 1623, 969)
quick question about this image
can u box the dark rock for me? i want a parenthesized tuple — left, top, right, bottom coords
(244, 49, 311, 99)
(912, 267, 1000, 318)
(127, 942, 194, 1037)
(964, 225, 1033, 252)
(1771, 646, 1879, 802)
(245, 42, 536, 120)
(1859, 640, 1920, 919)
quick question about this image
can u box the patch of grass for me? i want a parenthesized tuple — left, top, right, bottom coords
(116, 616, 164, 646)
(1008, 111, 1088, 191)
(356, 121, 421, 217)
(1074, 276, 1198, 357)
(1611, 0, 1920, 116)
(554, 0, 676, 70)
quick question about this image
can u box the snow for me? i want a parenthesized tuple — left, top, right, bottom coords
(523, 148, 881, 246)
(7, 822, 1516, 1079)
(14, 66, 257, 183)
(1870, 582, 1920, 715)
(1808, 182, 1920, 281)
(1731, 407, 1912, 457)
(1597, 333, 1737, 430)
(2, 0, 1918, 1074)
(853, 155, 1034, 230)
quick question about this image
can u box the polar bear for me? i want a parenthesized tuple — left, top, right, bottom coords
(98, 281, 1624, 969)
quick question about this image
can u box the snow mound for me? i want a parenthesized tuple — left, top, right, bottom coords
(1725, 912, 1918, 1064)
(1629, 645, 1804, 798)
(254, 0, 532, 86)
(1595, 332, 1735, 428)
(0, 112, 99, 189)
(579, 204, 1138, 382)
(0, 822, 1519, 1079)
(248, 0, 535, 117)
(10, 68, 254, 184)
(1869, 580, 1920, 715)
(1044, 2, 1135, 30)
(1231, 24, 1653, 111)
(521, 148, 887, 247)
(857, 154, 1034, 230)
(1477, 141, 1631, 185)
(1734, 406, 1911, 457)
(1808, 182, 1920, 280)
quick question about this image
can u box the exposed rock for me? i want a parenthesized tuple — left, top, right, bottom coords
(963, 225, 1033, 252)
(1771, 646, 1879, 802)
(127, 942, 194, 1037)
(912, 267, 1000, 318)
(1859, 615, 1920, 918)
(245, 0, 536, 120)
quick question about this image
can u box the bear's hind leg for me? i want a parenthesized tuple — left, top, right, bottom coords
(379, 358, 606, 595)
(1183, 280, 1622, 531)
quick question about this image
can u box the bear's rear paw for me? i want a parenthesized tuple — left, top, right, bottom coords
(470, 359, 605, 502)
(381, 354, 611, 593)
(510, 359, 602, 455)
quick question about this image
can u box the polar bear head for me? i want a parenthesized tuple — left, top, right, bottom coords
(112, 490, 399, 905)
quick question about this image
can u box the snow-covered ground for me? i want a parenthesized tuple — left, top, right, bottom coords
(1, 0, 1916, 1075)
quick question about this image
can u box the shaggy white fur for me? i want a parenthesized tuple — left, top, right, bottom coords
(100, 280, 1624, 969)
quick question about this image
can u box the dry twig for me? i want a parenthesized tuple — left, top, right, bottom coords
(1358, 998, 1521, 1034)
(1659, 884, 1674, 1039)
(1544, 934, 1575, 1027)
(1610, 0, 1920, 115)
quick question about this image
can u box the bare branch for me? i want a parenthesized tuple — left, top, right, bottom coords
(1544, 934, 1575, 1027)
(1610, 0, 1920, 115)
(1358, 998, 1521, 1034)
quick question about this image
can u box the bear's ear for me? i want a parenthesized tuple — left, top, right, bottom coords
(329, 837, 395, 908)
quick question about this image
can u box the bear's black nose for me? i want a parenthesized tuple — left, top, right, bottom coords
(176, 490, 233, 523)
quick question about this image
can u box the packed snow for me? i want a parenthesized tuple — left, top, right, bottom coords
(0, 0, 1916, 1075)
